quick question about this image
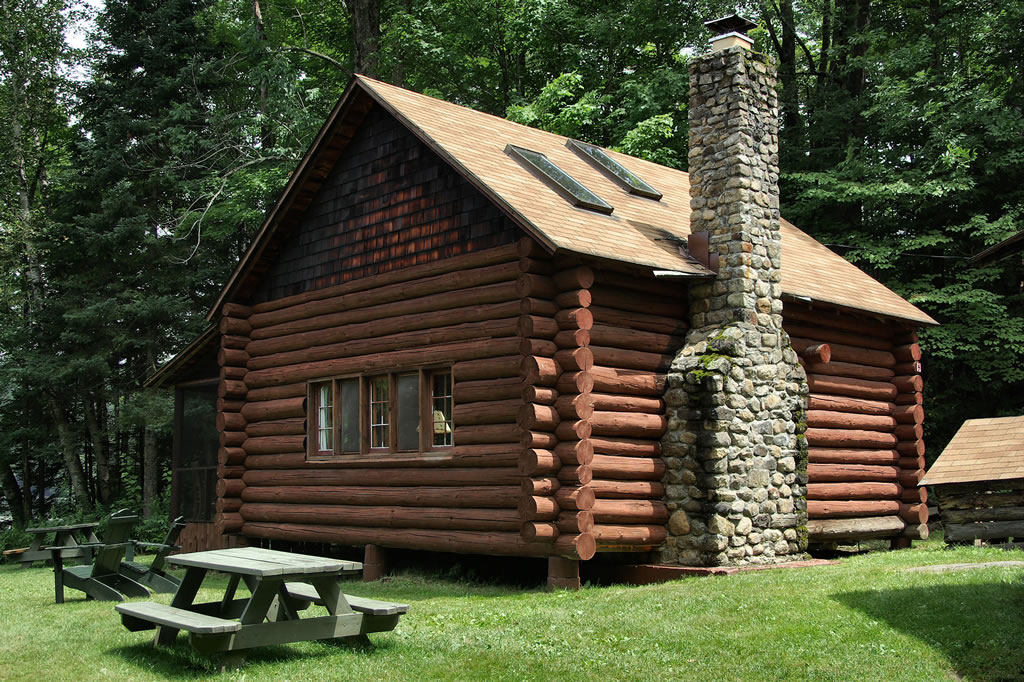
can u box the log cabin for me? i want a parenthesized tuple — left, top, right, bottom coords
(147, 20, 937, 586)
(921, 416, 1024, 545)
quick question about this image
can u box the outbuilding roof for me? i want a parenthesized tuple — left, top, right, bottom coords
(921, 416, 1024, 486)
(209, 75, 937, 326)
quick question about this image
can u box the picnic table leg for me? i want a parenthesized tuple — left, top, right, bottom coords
(309, 577, 370, 648)
(22, 536, 43, 569)
(52, 550, 65, 604)
(158, 567, 207, 646)
(239, 577, 280, 625)
(218, 651, 247, 672)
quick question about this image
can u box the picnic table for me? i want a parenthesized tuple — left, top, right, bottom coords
(7, 523, 103, 568)
(115, 547, 409, 669)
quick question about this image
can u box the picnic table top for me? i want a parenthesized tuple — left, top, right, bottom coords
(25, 522, 100, 534)
(167, 547, 362, 578)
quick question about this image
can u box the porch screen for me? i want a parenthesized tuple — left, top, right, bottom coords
(174, 386, 219, 521)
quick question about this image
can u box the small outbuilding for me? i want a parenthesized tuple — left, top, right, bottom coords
(921, 416, 1024, 544)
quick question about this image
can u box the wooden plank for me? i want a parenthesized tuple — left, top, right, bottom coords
(168, 547, 360, 576)
(283, 583, 410, 615)
(115, 602, 241, 634)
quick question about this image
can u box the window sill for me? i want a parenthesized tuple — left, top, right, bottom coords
(307, 450, 456, 467)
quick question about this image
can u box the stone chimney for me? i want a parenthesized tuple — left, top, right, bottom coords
(658, 16, 809, 567)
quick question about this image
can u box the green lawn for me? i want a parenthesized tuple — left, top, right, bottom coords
(1, 539, 1022, 681)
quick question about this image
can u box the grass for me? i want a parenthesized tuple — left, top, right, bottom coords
(1, 539, 1023, 681)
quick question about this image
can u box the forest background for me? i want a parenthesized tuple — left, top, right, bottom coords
(0, 0, 1021, 527)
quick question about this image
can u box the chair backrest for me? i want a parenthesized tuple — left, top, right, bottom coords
(150, 516, 186, 573)
(92, 509, 138, 576)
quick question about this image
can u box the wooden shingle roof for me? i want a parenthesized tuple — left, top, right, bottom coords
(921, 416, 1024, 486)
(209, 75, 937, 326)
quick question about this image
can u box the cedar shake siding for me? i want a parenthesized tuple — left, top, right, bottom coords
(253, 105, 518, 302)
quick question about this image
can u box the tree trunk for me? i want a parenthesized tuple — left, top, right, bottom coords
(1, 463, 26, 527)
(47, 396, 91, 505)
(142, 425, 158, 518)
(351, 0, 380, 78)
(84, 397, 115, 504)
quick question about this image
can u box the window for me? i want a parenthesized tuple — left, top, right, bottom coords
(308, 368, 453, 458)
(505, 144, 613, 214)
(566, 139, 663, 200)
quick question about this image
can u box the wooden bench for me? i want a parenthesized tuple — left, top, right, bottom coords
(283, 582, 410, 616)
(116, 602, 241, 634)
(2, 548, 28, 562)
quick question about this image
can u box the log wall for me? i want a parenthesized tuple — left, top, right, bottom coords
(787, 305, 929, 543)
(933, 479, 1024, 543)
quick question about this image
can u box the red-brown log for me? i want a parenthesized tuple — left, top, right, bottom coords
(521, 522, 559, 542)
(219, 447, 247, 466)
(899, 470, 923, 488)
(554, 440, 595, 466)
(220, 317, 252, 336)
(455, 377, 522, 403)
(242, 435, 305, 456)
(806, 482, 901, 500)
(894, 343, 922, 362)
(590, 346, 673, 373)
(454, 399, 520, 426)
(590, 286, 685, 318)
(553, 266, 595, 290)
(555, 486, 595, 511)
(800, 343, 832, 363)
(590, 366, 666, 396)
(519, 257, 553, 275)
(240, 397, 306, 422)
(217, 411, 246, 432)
(517, 315, 559, 339)
(558, 465, 593, 485)
(517, 403, 560, 431)
(454, 423, 521, 445)
(522, 477, 560, 496)
(555, 289, 592, 309)
(245, 418, 305, 437)
(553, 533, 596, 561)
(221, 366, 247, 381)
(216, 497, 243, 513)
(516, 273, 557, 299)
(221, 302, 252, 319)
(902, 486, 927, 503)
(521, 430, 558, 450)
(555, 308, 594, 331)
(897, 440, 926, 457)
(806, 410, 896, 432)
(591, 454, 665, 480)
(243, 467, 521, 487)
(589, 479, 666, 499)
(899, 503, 928, 524)
(216, 478, 245, 498)
(247, 383, 306, 402)
(219, 348, 249, 367)
(808, 463, 899, 482)
(589, 325, 684, 355)
(592, 524, 667, 545)
(554, 347, 594, 371)
(215, 512, 244, 534)
(520, 449, 560, 476)
(522, 385, 558, 405)
(590, 437, 662, 457)
(808, 394, 893, 416)
(806, 428, 898, 448)
(892, 375, 924, 393)
(591, 499, 669, 524)
(520, 356, 560, 387)
(219, 379, 247, 399)
(221, 430, 246, 447)
(802, 359, 895, 381)
(453, 356, 520, 382)
(222, 334, 249, 350)
(589, 305, 687, 336)
(242, 522, 561, 558)
(807, 448, 899, 465)
(589, 393, 663, 414)
(556, 511, 595, 534)
(893, 404, 924, 425)
(807, 516, 905, 540)
(246, 446, 520, 470)
(893, 330, 918, 345)
(807, 500, 901, 518)
(590, 411, 667, 439)
(893, 361, 922, 375)
(555, 371, 595, 395)
(554, 329, 591, 349)
(894, 392, 924, 405)
(894, 424, 924, 441)
(217, 398, 244, 413)
(241, 485, 520, 508)
(220, 465, 245, 480)
(782, 305, 895, 338)
(521, 297, 558, 316)
(806, 374, 897, 400)
(520, 495, 559, 520)
(555, 420, 592, 441)
(518, 238, 547, 258)
(241, 502, 520, 532)
(791, 337, 894, 367)
(898, 455, 925, 470)
(554, 394, 595, 420)
(783, 323, 893, 351)
(903, 523, 928, 540)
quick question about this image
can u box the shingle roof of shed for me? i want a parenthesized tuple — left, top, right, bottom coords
(921, 416, 1024, 486)
(210, 75, 937, 326)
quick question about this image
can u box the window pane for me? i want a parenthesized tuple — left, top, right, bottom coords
(396, 374, 420, 451)
(369, 376, 389, 449)
(432, 371, 453, 447)
(317, 383, 333, 452)
(340, 379, 360, 453)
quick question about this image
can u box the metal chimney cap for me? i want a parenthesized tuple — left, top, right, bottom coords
(704, 14, 757, 36)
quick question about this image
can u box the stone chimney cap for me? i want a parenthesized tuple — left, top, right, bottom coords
(704, 14, 757, 36)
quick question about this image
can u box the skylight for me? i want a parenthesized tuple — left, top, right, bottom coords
(505, 144, 613, 214)
(566, 139, 663, 200)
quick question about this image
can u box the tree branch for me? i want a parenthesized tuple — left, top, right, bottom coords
(280, 45, 349, 73)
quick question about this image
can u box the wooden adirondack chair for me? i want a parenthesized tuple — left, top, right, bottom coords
(51, 509, 151, 603)
(119, 515, 185, 593)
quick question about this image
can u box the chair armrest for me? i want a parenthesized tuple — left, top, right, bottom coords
(42, 543, 104, 551)
(133, 541, 181, 550)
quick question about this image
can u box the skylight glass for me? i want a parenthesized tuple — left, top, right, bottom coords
(505, 144, 613, 214)
(566, 139, 663, 200)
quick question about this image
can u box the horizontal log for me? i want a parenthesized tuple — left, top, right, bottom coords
(453, 356, 520, 382)
(221, 302, 252, 319)
(220, 317, 251, 336)
(590, 346, 673, 373)
(893, 404, 924, 425)
(216, 478, 245, 498)
(805, 428, 898, 448)
(248, 299, 521, 356)
(250, 259, 521, 328)
(903, 523, 929, 540)
(555, 486, 595, 511)
(216, 497, 243, 513)
(553, 266, 595, 290)
(220, 465, 245, 479)
(806, 410, 896, 432)
(555, 420, 592, 441)
(521, 297, 558, 316)
(941, 505, 1024, 524)
(897, 440, 926, 457)
(554, 440, 594, 466)
(555, 371, 595, 395)
(522, 385, 558, 405)
(590, 411, 666, 439)
(520, 356, 560, 387)
(554, 533, 597, 561)
(903, 486, 927, 503)
(454, 423, 521, 445)
(522, 477, 560, 496)
(807, 500, 901, 518)
(554, 289, 592, 309)
(556, 511, 595, 534)
(455, 377, 523, 403)
(591, 454, 665, 480)
(246, 338, 522, 388)
(892, 375, 924, 393)
(554, 394, 595, 420)
(521, 522, 559, 542)
(241, 485, 520, 508)
(590, 393, 664, 414)
(899, 470, 923, 488)
(219, 380, 247, 399)
(517, 403, 560, 431)
(900, 503, 928, 524)
(554, 347, 594, 371)
(589, 366, 666, 396)
(555, 308, 593, 331)
(800, 343, 831, 364)
(808, 448, 899, 465)
(784, 322, 893, 352)
(894, 424, 924, 441)
(217, 411, 246, 432)
(893, 361, 922, 375)
(519, 449, 560, 476)
(807, 394, 894, 416)
(558, 465, 593, 485)
(221, 431, 246, 447)
(898, 455, 925, 470)
(245, 447, 521, 471)
(589, 325, 683, 355)
(591, 499, 669, 524)
(592, 524, 667, 545)
(944, 520, 1024, 543)
(219, 348, 249, 367)
(240, 397, 306, 422)
(807, 515, 905, 540)
(245, 418, 305, 437)
(590, 437, 662, 457)
(893, 343, 922, 363)
(589, 305, 687, 336)
(215, 512, 244, 534)
(247, 383, 306, 402)
(808, 463, 900, 482)
(241, 522, 564, 558)
(783, 305, 896, 339)
(807, 374, 897, 400)
(807, 482, 901, 500)
(894, 392, 923, 405)
(519, 256, 553, 275)
(589, 479, 665, 499)
(219, 447, 247, 466)
(553, 329, 591, 350)
(520, 495, 559, 520)
(521, 430, 558, 450)
(222, 334, 249, 350)
(595, 269, 681, 297)
(217, 398, 244, 414)
(802, 359, 895, 381)
(221, 366, 246, 381)
(791, 337, 894, 368)
(453, 399, 520, 426)
(242, 435, 305, 456)
(516, 273, 556, 299)
(241, 503, 520, 532)
(590, 286, 685, 318)
(893, 330, 918, 345)
(936, 490, 1024, 511)
(517, 315, 559, 339)
(243, 467, 521, 487)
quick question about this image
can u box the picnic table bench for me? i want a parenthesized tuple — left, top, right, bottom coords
(12, 522, 103, 568)
(115, 547, 409, 670)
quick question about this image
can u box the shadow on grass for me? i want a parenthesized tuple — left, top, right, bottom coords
(834, 581, 1024, 681)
